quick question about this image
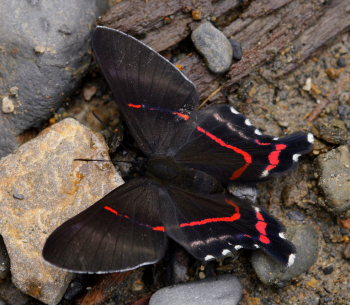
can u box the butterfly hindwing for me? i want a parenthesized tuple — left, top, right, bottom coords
(43, 178, 166, 273)
(160, 186, 295, 266)
(92, 26, 199, 155)
(174, 104, 314, 184)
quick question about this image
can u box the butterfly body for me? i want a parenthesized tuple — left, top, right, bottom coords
(43, 26, 313, 273)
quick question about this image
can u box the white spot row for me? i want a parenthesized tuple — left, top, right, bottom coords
(292, 154, 301, 162)
(287, 253, 296, 267)
(255, 129, 262, 135)
(204, 255, 215, 261)
(230, 106, 240, 115)
(261, 170, 269, 178)
(307, 133, 314, 144)
(279, 232, 286, 239)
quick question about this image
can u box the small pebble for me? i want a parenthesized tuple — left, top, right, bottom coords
(303, 77, 312, 91)
(34, 45, 46, 54)
(322, 265, 334, 275)
(9, 86, 19, 97)
(149, 275, 242, 305)
(251, 224, 319, 285)
(83, 85, 97, 101)
(229, 185, 258, 204)
(2, 96, 15, 113)
(229, 39, 243, 60)
(191, 9, 202, 21)
(13, 193, 24, 200)
(336, 56, 347, 67)
(191, 22, 233, 74)
(344, 244, 350, 259)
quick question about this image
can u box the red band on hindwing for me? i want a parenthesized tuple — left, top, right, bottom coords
(180, 199, 241, 228)
(105, 199, 240, 232)
(255, 211, 270, 244)
(196, 126, 252, 180)
(128, 103, 255, 180)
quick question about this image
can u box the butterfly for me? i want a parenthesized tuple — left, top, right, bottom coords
(42, 26, 314, 273)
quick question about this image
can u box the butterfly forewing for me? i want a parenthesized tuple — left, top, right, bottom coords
(92, 27, 199, 155)
(43, 179, 166, 273)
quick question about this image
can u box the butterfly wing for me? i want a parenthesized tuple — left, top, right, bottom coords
(43, 178, 166, 273)
(174, 104, 314, 184)
(92, 26, 199, 155)
(160, 186, 295, 266)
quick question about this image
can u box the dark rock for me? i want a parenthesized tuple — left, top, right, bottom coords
(0, 236, 10, 280)
(316, 145, 350, 213)
(251, 224, 319, 285)
(229, 39, 243, 60)
(322, 265, 334, 275)
(191, 22, 233, 74)
(0, 0, 108, 158)
(149, 275, 242, 305)
(337, 56, 347, 67)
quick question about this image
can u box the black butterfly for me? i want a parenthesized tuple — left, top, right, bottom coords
(43, 26, 313, 273)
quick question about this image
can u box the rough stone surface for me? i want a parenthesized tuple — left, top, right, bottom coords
(0, 0, 108, 158)
(251, 224, 319, 285)
(0, 118, 122, 304)
(316, 145, 350, 213)
(191, 22, 233, 74)
(149, 275, 242, 305)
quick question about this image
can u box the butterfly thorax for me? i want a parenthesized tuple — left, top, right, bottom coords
(145, 156, 223, 194)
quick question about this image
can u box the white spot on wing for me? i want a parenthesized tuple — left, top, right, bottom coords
(222, 249, 232, 256)
(254, 206, 260, 213)
(287, 253, 296, 267)
(234, 245, 243, 250)
(255, 129, 262, 135)
(292, 154, 301, 162)
(230, 106, 239, 114)
(204, 255, 215, 261)
(307, 133, 314, 144)
(261, 170, 269, 177)
(279, 232, 286, 239)
(245, 119, 252, 126)
(254, 244, 259, 248)
(273, 137, 279, 140)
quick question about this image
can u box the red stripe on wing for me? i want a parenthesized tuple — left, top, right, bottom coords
(180, 199, 241, 228)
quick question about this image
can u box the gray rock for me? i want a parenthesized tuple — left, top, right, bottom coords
(191, 22, 233, 74)
(0, 0, 108, 158)
(0, 236, 10, 280)
(0, 118, 123, 304)
(251, 224, 319, 285)
(149, 275, 242, 305)
(228, 184, 258, 204)
(316, 145, 350, 213)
